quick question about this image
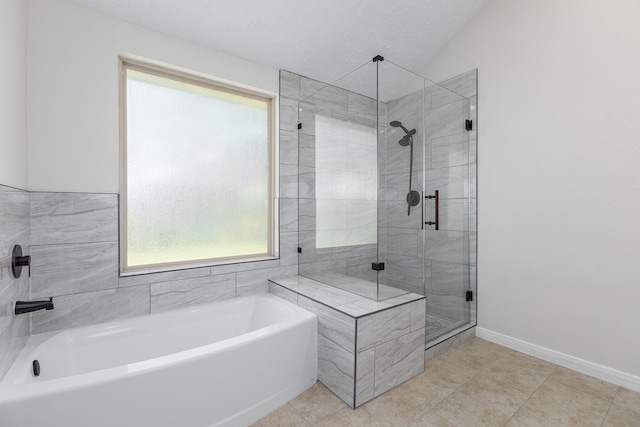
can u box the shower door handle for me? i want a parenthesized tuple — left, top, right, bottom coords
(425, 190, 439, 230)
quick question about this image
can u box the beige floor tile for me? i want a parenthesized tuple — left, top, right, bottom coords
(547, 366, 618, 401)
(612, 387, 640, 415)
(289, 382, 348, 425)
(411, 410, 458, 427)
(602, 387, 640, 427)
(507, 379, 610, 427)
(251, 404, 310, 427)
(491, 349, 556, 378)
(602, 401, 640, 427)
(441, 338, 511, 371)
(431, 390, 511, 427)
(315, 407, 382, 427)
(423, 354, 481, 391)
(361, 380, 444, 427)
(458, 364, 542, 417)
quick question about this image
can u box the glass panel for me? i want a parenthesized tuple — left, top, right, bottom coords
(376, 61, 428, 301)
(297, 62, 382, 300)
(125, 68, 270, 270)
(422, 74, 474, 343)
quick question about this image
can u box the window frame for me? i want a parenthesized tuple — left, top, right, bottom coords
(118, 56, 278, 275)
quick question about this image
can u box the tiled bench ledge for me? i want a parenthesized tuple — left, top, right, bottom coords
(269, 275, 426, 408)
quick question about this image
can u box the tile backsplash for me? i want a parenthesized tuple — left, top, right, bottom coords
(0, 185, 31, 380)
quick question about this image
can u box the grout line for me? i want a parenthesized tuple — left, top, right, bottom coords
(504, 364, 559, 425)
(599, 387, 619, 427)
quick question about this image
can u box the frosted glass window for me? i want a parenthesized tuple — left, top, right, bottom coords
(315, 113, 377, 248)
(121, 62, 273, 272)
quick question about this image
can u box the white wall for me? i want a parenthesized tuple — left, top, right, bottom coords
(423, 0, 640, 377)
(27, 0, 279, 193)
(0, 0, 28, 189)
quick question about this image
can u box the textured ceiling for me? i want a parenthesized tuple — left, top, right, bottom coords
(66, 0, 485, 89)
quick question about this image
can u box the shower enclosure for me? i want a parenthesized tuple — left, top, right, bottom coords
(296, 56, 477, 346)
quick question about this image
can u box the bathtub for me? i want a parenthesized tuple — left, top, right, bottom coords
(0, 293, 317, 427)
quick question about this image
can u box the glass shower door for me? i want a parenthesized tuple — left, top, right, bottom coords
(422, 78, 475, 342)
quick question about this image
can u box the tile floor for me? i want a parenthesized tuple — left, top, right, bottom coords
(252, 337, 640, 427)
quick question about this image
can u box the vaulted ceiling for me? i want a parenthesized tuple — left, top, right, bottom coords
(66, 0, 485, 85)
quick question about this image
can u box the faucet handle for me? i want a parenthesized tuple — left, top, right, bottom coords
(11, 245, 31, 278)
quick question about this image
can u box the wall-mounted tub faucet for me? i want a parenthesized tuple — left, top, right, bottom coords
(14, 298, 54, 315)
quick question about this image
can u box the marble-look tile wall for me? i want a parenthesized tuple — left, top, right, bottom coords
(269, 280, 425, 408)
(27, 71, 301, 334)
(382, 70, 477, 332)
(289, 70, 382, 294)
(0, 185, 31, 380)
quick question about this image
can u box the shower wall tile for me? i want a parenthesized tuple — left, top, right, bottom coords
(0, 184, 30, 381)
(30, 193, 118, 245)
(348, 92, 377, 121)
(300, 78, 348, 113)
(279, 231, 298, 266)
(384, 137, 425, 175)
(298, 166, 316, 199)
(383, 253, 428, 289)
(425, 100, 466, 139)
(431, 261, 469, 296)
(431, 132, 470, 169)
(208, 259, 281, 276)
(424, 198, 466, 232)
(424, 230, 468, 265)
(236, 265, 297, 296)
(355, 348, 375, 407)
(30, 242, 119, 298)
(410, 299, 426, 332)
(381, 200, 422, 229)
(268, 282, 298, 304)
(426, 292, 466, 322)
(425, 165, 468, 199)
(298, 295, 355, 353)
(386, 227, 419, 257)
(387, 90, 423, 118)
(149, 273, 236, 313)
(299, 258, 348, 276)
(298, 231, 333, 264)
(318, 334, 355, 406)
(279, 164, 298, 199)
(279, 97, 299, 132)
(119, 267, 211, 288)
(279, 130, 299, 166)
(279, 70, 300, 100)
(430, 84, 465, 110)
(279, 198, 298, 232)
(383, 171, 423, 201)
(0, 189, 30, 253)
(373, 328, 425, 397)
(32, 285, 150, 334)
(357, 304, 411, 352)
(438, 69, 477, 99)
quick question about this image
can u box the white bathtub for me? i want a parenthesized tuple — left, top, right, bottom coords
(0, 293, 317, 427)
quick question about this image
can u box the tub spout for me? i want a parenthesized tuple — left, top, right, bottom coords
(14, 298, 54, 315)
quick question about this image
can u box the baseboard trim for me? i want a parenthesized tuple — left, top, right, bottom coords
(476, 327, 640, 393)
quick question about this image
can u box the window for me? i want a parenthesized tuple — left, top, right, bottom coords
(314, 113, 377, 248)
(119, 58, 275, 274)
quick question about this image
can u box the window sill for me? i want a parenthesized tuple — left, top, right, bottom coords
(120, 255, 279, 277)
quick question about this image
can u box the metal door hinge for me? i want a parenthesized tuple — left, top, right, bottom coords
(466, 290, 473, 302)
(297, 123, 302, 130)
(465, 120, 473, 131)
(371, 262, 385, 271)
(297, 247, 302, 254)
